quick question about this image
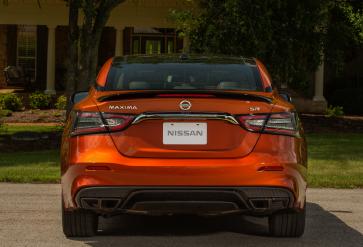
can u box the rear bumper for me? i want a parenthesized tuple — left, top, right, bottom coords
(75, 186, 294, 216)
(61, 134, 307, 211)
(62, 160, 307, 211)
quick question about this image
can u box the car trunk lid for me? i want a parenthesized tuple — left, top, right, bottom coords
(95, 92, 274, 158)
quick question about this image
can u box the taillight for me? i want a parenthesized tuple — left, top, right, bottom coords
(72, 112, 105, 136)
(264, 112, 298, 136)
(237, 112, 298, 136)
(102, 113, 134, 132)
(237, 114, 268, 132)
(71, 111, 134, 136)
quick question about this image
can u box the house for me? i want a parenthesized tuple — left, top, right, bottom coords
(0, 0, 328, 113)
(0, 0, 188, 92)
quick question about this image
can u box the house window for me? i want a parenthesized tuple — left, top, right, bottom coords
(127, 27, 181, 55)
(146, 40, 161, 55)
(17, 25, 37, 81)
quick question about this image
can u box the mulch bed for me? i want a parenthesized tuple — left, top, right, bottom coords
(2, 109, 66, 123)
(301, 114, 363, 133)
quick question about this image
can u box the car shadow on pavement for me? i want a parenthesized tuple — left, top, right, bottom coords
(72, 202, 363, 247)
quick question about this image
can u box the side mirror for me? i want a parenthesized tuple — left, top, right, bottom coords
(66, 91, 89, 116)
(71, 91, 89, 104)
(279, 93, 292, 103)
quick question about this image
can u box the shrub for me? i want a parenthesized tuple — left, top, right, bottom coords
(0, 109, 12, 117)
(0, 93, 23, 111)
(55, 95, 67, 110)
(326, 105, 344, 118)
(29, 92, 52, 109)
(328, 88, 363, 115)
(0, 121, 5, 133)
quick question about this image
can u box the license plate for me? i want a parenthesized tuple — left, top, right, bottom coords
(163, 122, 207, 145)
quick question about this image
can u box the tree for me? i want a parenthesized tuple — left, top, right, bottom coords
(325, 1, 363, 76)
(171, 0, 363, 94)
(169, 0, 198, 52)
(65, 0, 126, 94)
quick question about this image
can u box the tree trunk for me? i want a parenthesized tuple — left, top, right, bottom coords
(65, 0, 80, 96)
(66, 0, 126, 93)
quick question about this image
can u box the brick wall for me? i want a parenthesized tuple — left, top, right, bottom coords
(0, 25, 7, 88)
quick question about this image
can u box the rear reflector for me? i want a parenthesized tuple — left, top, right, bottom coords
(237, 112, 298, 136)
(71, 111, 134, 136)
(258, 166, 284, 172)
(86, 166, 111, 171)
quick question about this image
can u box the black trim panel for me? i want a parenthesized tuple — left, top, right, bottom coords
(75, 186, 294, 216)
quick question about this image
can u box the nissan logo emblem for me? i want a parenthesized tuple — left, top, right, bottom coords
(179, 100, 192, 111)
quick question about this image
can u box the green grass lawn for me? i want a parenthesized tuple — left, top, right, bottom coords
(0, 133, 362, 187)
(0, 150, 60, 183)
(0, 125, 63, 135)
(307, 133, 363, 188)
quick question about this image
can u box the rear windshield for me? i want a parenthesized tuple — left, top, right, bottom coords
(104, 63, 263, 91)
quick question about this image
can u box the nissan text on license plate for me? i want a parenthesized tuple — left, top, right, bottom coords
(163, 122, 207, 145)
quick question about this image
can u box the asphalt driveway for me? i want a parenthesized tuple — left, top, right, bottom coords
(0, 184, 362, 247)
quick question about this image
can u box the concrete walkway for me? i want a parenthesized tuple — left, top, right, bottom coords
(0, 184, 362, 247)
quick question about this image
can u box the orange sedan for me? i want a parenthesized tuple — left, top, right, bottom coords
(61, 55, 307, 237)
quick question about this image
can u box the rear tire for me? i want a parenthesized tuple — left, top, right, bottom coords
(268, 206, 305, 238)
(62, 204, 98, 237)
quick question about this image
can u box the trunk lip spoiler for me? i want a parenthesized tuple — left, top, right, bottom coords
(96, 90, 273, 103)
(131, 112, 240, 125)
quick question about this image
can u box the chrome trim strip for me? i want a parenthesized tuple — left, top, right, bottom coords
(132, 113, 240, 125)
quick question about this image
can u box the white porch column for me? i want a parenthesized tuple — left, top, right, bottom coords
(313, 59, 326, 102)
(45, 25, 56, 95)
(115, 26, 124, 56)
